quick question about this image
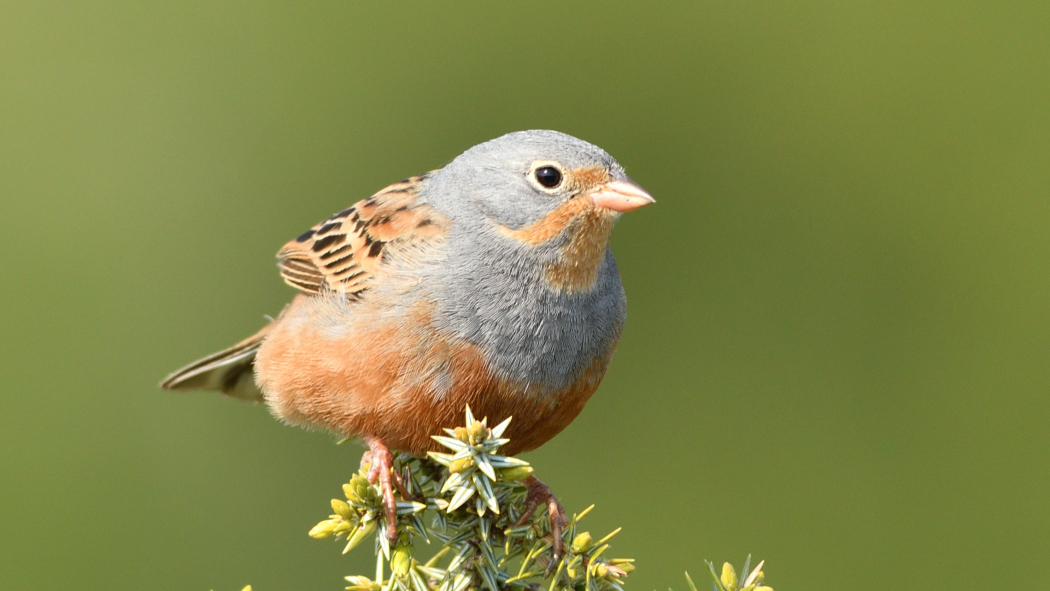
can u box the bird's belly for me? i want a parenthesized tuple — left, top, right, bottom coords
(253, 294, 612, 455)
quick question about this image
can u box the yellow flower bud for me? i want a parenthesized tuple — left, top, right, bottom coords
(309, 519, 337, 539)
(354, 480, 373, 504)
(450, 457, 474, 473)
(342, 482, 359, 503)
(500, 466, 534, 481)
(595, 563, 608, 577)
(721, 563, 738, 591)
(571, 532, 593, 554)
(331, 499, 353, 519)
(468, 420, 487, 440)
(454, 427, 469, 441)
(619, 563, 636, 574)
(390, 545, 412, 577)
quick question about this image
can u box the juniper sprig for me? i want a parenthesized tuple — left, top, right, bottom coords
(309, 407, 773, 591)
(310, 407, 633, 591)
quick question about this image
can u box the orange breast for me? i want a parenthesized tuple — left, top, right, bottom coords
(254, 296, 614, 456)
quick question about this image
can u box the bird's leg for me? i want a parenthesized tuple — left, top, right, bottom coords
(362, 438, 406, 543)
(515, 475, 568, 572)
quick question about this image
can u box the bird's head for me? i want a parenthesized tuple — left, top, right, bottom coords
(432, 129, 654, 233)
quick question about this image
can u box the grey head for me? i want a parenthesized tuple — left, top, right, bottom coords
(426, 130, 643, 230)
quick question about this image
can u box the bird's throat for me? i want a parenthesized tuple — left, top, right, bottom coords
(499, 196, 618, 294)
(545, 204, 617, 294)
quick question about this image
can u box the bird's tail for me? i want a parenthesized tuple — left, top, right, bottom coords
(160, 321, 275, 402)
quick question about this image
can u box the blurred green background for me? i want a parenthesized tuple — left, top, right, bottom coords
(2, 2, 1048, 589)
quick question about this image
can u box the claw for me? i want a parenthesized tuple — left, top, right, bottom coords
(514, 476, 568, 575)
(363, 439, 404, 543)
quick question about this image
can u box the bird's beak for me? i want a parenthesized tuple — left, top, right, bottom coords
(585, 179, 655, 213)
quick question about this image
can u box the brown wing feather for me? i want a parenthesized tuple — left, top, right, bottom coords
(276, 174, 447, 297)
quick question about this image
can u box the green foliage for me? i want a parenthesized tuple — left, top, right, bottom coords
(309, 407, 772, 591)
(310, 407, 633, 591)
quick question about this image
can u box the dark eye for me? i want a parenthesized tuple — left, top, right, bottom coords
(534, 166, 563, 189)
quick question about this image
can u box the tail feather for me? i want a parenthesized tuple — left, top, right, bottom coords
(160, 323, 274, 402)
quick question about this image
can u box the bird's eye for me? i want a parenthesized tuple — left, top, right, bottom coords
(533, 166, 563, 189)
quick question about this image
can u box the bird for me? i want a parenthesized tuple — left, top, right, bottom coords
(161, 130, 653, 556)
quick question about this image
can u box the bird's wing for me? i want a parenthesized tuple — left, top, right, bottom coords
(276, 174, 447, 297)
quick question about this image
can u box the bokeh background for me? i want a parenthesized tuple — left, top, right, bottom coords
(2, 2, 1048, 589)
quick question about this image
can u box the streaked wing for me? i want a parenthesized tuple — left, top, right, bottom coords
(277, 174, 447, 297)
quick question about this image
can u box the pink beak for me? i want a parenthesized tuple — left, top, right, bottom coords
(586, 179, 655, 212)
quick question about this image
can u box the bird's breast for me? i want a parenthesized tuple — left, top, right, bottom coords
(254, 291, 614, 455)
(434, 224, 627, 403)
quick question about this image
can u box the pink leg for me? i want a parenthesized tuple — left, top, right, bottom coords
(363, 439, 406, 543)
(515, 476, 568, 572)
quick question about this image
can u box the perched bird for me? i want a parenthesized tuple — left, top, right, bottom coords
(162, 130, 653, 555)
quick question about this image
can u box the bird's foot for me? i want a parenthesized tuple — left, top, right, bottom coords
(362, 439, 409, 543)
(515, 475, 568, 574)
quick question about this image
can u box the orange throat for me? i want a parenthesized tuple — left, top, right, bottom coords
(501, 197, 617, 293)
(545, 205, 616, 293)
